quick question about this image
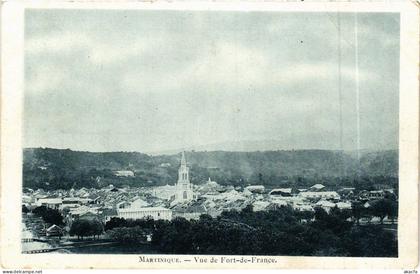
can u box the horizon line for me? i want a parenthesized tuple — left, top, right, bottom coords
(23, 146, 398, 156)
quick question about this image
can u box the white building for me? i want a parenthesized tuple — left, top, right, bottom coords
(114, 170, 135, 177)
(309, 184, 326, 191)
(336, 201, 352, 210)
(245, 185, 265, 193)
(315, 200, 336, 213)
(269, 188, 292, 196)
(299, 191, 340, 200)
(252, 201, 270, 211)
(117, 206, 172, 220)
(174, 151, 195, 203)
(35, 198, 62, 209)
(293, 203, 314, 212)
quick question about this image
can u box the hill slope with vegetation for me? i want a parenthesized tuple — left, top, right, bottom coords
(23, 148, 398, 190)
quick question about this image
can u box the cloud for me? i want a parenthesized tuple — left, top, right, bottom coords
(25, 63, 66, 94)
(23, 10, 399, 152)
(26, 32, 90, 55)
(120, 38, 378, 97)
(272, 62, 377, 85)
(26, 31, 166, 65)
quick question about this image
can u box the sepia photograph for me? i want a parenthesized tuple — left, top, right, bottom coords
(1, 1, 418, 270)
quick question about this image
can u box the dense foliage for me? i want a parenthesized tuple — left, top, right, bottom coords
(106, 227, 148, 244)
(105, 205, 397, 257)
(370, 198, 398, 224)
(105, 216, 155, 231)
(32, 206, 64, 225)
(23, 148, 398, 190)
(22, 205, 30, 213)
(69, 219, 104, 239)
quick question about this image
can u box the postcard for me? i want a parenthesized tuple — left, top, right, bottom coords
(1, 0, 418, 269)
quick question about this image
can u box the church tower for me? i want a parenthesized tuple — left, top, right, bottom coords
(175, 151, 194, 202)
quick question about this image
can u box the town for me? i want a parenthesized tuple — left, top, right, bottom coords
(22, 151, 398, 255)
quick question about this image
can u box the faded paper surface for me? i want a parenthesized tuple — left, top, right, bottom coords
(1, 0, 419, 269)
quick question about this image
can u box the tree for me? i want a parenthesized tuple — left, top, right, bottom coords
(43, 209, 64, 225)
(314, 207, 329, 222)
(151, 219, 170, 247)
(387, 200, 398, 224)
(342, 225, 397, 257)
(351, 201, 364, 225)
(32, 206, 63, 225)
(32, 206, 48, 217)
(371, 199, 396, 224)
(241, 204, 253, 214)
(98, 200, 398, 256)
(90, 219, 104, 239)
(312, 207, 353, 237)
(105, 217, 127, 231)
(22, 205, 29, 214)
(294, 210, 315, 223)
(69, 219, 103, 240)
(70, 219, 90, 240)
(107, 226, 147, 244)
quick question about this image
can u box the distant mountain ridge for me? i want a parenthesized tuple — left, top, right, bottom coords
(145, 139, 396, 156)
(146, 139, 297, 155)
(23, 147, 398, 190)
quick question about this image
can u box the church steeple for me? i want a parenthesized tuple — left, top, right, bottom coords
(178, 151, 189, 182)
(175, 151, 194, 203)
(180, 151, 187, 167)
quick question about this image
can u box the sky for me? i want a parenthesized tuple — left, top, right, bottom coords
(24, 10, 400, 153)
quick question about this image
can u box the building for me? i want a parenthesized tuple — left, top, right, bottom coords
(116, 201, 131, 209)
(117, 206, 172, 220)
(172, 203, 207, 220)
(269, 188, 292, 197)
(245, 185, 265, 194)
(299, 191, 340, 200)
(114, 170, 135, 177)
(368, 190, 385, 200)
(292, 203, 314, 212)
(46, 224, 63, 237)
(358, 190, 385, 201)
(252, 201, 270, 211)
(336, 201, 352, 210)
(309, 184, 326, 192)
(35, 198, 62, 210)
(100, 208, 118, 222)
(174, 151, 195, 203)
(68, 206, 99, 221)
(114, 196, 172, 220)
(315, 200, 336, 213)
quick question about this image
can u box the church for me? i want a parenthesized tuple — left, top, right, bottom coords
(170, 151, 207, 219)
(173, 151, 196, 204)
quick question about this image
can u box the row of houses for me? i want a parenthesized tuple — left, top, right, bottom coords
(23, 181, 396, 229)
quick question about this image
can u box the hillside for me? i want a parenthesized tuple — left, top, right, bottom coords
(23, 148, 398, 190)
